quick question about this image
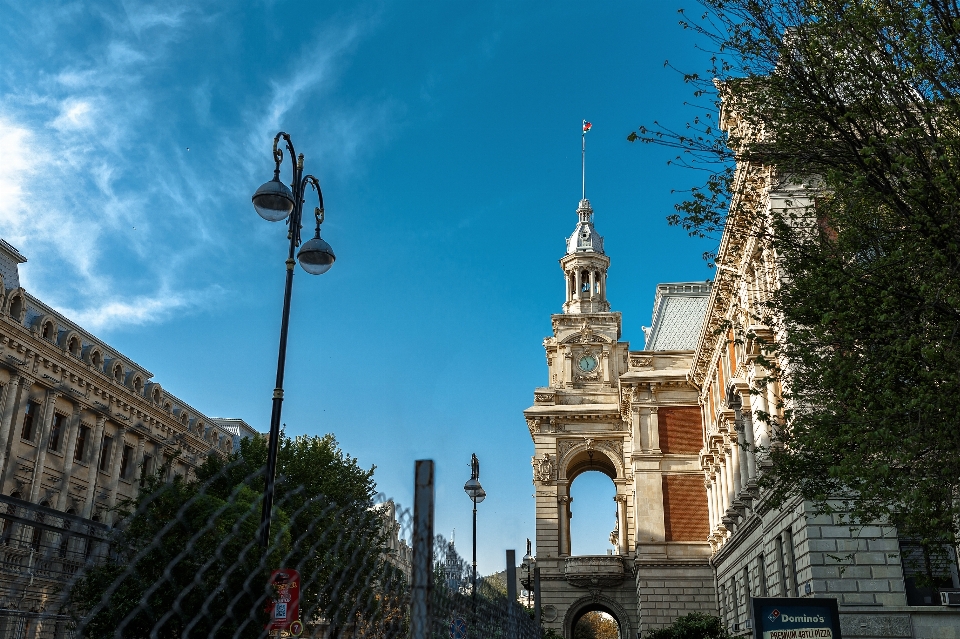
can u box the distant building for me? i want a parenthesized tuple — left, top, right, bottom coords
(378, 500, 412, 583)
(210, 417, 260, 452)
(0, 239, 250, 620)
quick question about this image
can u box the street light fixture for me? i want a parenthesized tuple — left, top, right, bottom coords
(253, 131, 336, 548)
(522, 538, 534, 608)
(463, 453, 485, 607)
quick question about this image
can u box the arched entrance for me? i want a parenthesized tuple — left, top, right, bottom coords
(563, 594, 632, 639)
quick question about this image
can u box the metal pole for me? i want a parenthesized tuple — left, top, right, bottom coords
(411, 460, 435, 639)
(533, 566, 541, 631)
(260, 137, 303, 549)
(472, 497, 478, 608)
(506, 549, 517, 639)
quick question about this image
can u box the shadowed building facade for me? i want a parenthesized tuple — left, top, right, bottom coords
(0, 239, 251, 623)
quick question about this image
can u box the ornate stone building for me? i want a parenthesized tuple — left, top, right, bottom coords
(523, 199, 717, 638)
(0, 239, 247, 619)
(525, 192, 960, 637)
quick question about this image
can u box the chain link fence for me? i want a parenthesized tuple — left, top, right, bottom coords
(0, 458, 538, 639)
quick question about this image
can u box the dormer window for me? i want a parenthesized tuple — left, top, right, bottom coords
(91, 350, 103, 368)
(41, 321, 54, 340)
(133, 376, 144, 394)
(68, 336, 81, 357)
(8, 296, 22, 322)
(113, 364, 123, 383)
(152, 388, 161, 404)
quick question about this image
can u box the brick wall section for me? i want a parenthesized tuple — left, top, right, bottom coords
(658, 407, 702, 454)
(662, 475, 710, 542)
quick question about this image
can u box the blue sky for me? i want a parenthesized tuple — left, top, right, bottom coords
(0, 1, 714, 571)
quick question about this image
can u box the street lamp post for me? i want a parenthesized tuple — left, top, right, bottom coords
(463, 454, 485, 609)
(522, 538, 534, 608)
(252, 131, 336, 548)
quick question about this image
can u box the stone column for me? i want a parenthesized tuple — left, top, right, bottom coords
(631, 406, 643, 451)
(638, 408, 650, 452)
(753, 384, 771, 454)
(133, 435, 145, 489)
(711, 473, 723, 530)
(28, 390, 61, 503)
(600, 272, 606, 301)
(703, 476, 716, 534)
(0, 374, 23, 480)
(105, 427, 128, 523)
(0, 376, 33, 493)
(588, 271, 596, 300)
(82, 416, 107, 518)
(615, 494, 628, 553)
(726, 438, 742, 500)
(742, 410, 757, 481)
(601, 349, 610, 385)
(574, 271, 582, 300)
(557, 495, 571, 557)
(719, 460, 731, 513)
(55, 405, 83, 511)
(648, 407, 661, 453)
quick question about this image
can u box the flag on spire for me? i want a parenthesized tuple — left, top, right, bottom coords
(582, 120, 592, 134)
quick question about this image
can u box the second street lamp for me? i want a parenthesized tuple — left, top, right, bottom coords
(463, 453, 485, 608)
(253, 131, 336, 548)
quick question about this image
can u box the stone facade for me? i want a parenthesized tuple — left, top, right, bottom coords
(524, 199, 719, 638)
(525, 184, 960, 637)
(688, 98, 960, 639)
(0, 239, 249, 613)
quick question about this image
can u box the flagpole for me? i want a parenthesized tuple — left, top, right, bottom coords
(582, 124, 586, 200)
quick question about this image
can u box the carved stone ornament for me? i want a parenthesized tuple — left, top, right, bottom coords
(564, 556, 625, 588)
(532, 454, 555, 484)
(597, 439, 624, 458)
(526, 418, 541, 435)
(630, 356, 653, 368)
(557, 440, 577, 459)
(534, 392, 554, 403)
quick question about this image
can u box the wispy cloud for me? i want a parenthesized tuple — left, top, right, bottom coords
(0, 1, 393, 334)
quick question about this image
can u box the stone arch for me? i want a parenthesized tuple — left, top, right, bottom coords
(563, 592, 633, 639)
(60, 330, 83, 357)
(558, 441, 624, 482)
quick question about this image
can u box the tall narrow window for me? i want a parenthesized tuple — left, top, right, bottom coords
(20, 402, 39, 441)
(758, 552, 768, 596)
(729, 576, 739, 626)
(74, 425, 90, 462)
(99, 436, 113, 472)
(775, 536, 786, 596)
(140, 454, 153, 487)
(30, 504, 47, 551)
(48, 413, 66, 452)
(119, 445, 134, 480)
(785, 528, 799, 596)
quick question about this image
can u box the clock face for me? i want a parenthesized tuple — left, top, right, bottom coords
(577, 354, 598, 373)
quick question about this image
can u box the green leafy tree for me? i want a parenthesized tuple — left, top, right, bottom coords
(646, 613, 729, 639)
(631, 0, 960, 572)
(70, 433, 401, 637)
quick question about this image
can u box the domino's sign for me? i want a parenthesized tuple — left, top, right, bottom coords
(752, 598, 842, 639)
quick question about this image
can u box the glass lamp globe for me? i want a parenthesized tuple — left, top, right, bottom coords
(474, 487, 486, 504)
(252, 178, 295, 222)
(464, 478, 483, 501)
(297, 233, 336, 275)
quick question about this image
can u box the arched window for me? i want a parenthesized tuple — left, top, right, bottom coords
(133, 376, 143, 394)
(59, 508, 76, 558)
(41, 321, 54, 340)
(91, 350, 103, 369)
(113, 364, 124, 383)
(152, 387, 161, 404)
(569, 468, 619, 556)
(68, 336, 81, 357)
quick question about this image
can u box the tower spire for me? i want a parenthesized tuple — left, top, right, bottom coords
(581, 120, 592, 200)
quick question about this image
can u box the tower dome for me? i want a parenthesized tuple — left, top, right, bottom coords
(560, 199, 611, 314)
(565, 199, 605, 255)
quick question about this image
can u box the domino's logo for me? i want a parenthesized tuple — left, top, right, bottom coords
(768, 609, 780, 623)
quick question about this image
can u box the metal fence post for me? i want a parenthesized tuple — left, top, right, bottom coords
(506, 549, 517, 638)
(411, 460, 435, 639)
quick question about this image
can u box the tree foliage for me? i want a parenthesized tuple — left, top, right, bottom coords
(645, 613, 729, 639)
(69, 433, 403, 638)
(631, 0, 960, 565)
(573, 611, 619, 639)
